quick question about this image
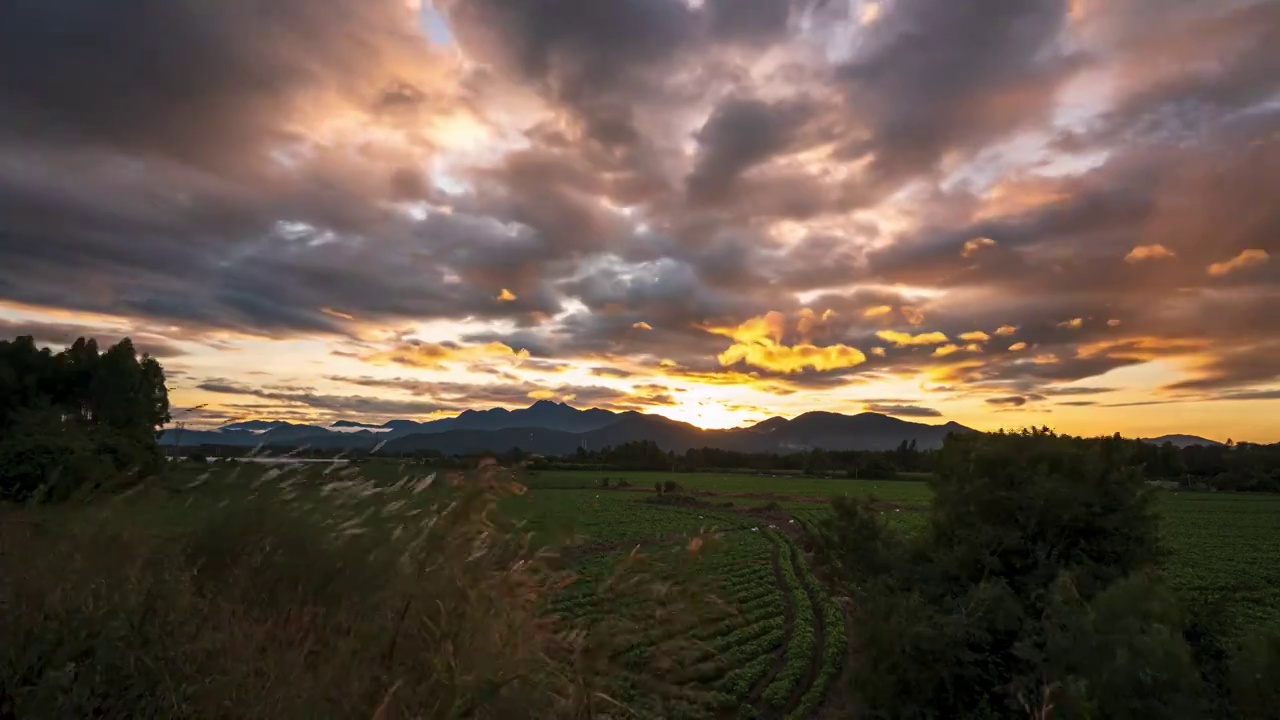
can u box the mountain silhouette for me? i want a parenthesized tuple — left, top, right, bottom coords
(162, 401, 974, 454)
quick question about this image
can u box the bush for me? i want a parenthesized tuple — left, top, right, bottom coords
(811, 429, 1239, 718)
(663, 480, 681, 494)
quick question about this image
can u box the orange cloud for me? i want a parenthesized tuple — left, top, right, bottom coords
(959, 331, 990, 342)
(1009, 342, 1028, 351)
(962, 237, 997, 258)
(994, 325, 1018, 336)
(364, 341, 529, 369)
(705, 312, 867, 373)
(795, 307, 836, 340)
(718, 342, 868, 373)
(1207, 249, 1270, 277)
(901, 306, 926, 326)
(632, 321, 653, 330)
(1058, 317, 1084, 329)
(870, 346, 886, 356)
(934, 343, 982, 357)
(876, 329, 950, 346)
(1077, 336, 1208, 361)
(320, 307, 355, 321)
(496, 288, 517, 302)
(1107, 318, 1122, 327)
(1125, 244, 1176, 263)
(863, 305, 893, 318)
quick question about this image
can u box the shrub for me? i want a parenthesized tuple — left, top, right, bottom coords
(812, 429, 1227, 719)
(663, 480, 681, 494)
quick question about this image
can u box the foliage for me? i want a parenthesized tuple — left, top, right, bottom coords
(810, 428, 1280, 718)
(0, 335, 170, 500)
(0, 465, 600, 719)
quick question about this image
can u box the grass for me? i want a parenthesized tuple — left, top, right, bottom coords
(5, 463, 1277, 717)
(0, 463, 651, 719)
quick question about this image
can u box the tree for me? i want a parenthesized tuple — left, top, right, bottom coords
(0, 336, 170, 500)
(813, 429, 1217, 718)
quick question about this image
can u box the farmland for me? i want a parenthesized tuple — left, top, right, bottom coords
(306, 464, 1280, 708)
(8, 460, 1278, 718)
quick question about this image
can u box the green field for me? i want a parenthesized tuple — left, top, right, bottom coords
(20, 462, 1275, 719)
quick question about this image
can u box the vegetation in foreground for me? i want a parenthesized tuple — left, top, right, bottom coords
(2, 466, 572, 718)
(809, 429, 1280, 719)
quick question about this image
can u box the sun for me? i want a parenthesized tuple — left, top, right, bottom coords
(653, 400, 762, 430)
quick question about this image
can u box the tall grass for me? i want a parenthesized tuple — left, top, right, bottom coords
(0, 462, 656, 719)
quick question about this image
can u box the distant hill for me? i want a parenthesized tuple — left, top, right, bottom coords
(763, 411, 969, 451)
(1140, 434, 1224, 448)
(218, 420, 291, 432)
(162, 402, 975, 454)
(749, 416, 790, 434)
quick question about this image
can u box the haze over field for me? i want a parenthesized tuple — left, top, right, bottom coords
(1, 0, 1278, 442)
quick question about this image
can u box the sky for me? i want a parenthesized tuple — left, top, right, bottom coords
(1, 0, 1278, 442)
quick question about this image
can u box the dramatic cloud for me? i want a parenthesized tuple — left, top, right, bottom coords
(197, 381, 451, 417)
(876, 330, 950, 347)
(363, 341, 531, 369)
(866, 403, 943, 418)
(1, 0, 1279, 440)
(1207, 249, 1270, 277)
(1125, 244, 1176, 263)
(704, 312, 868, 373)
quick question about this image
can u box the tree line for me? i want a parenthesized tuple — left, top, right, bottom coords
(0, 335, 170, 500)
(530, 434, 1279, 491)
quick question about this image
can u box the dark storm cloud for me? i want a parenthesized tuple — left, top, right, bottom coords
(687, 97, 811, 204)
(0, 0, 431, 167)
(441, 0, 696, 102)
(705, 0, 793, 43)
(0, 0, 535, 336)
(838, 0, 1073, 188)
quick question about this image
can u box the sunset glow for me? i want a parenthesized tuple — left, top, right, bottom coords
(1, 0, 1278, 443)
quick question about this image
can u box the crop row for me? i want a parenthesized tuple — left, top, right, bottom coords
(761, 530, 815, 710)
(678, 616, 785, 666)
(715, 652, 775, 698)
(786, 532, 846, 720)
(673, 626, 784, 684)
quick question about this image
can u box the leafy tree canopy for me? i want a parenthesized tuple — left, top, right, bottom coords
(0, 335, 170, 500)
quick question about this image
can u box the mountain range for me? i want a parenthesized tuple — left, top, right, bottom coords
(161, 401, 974, 454)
